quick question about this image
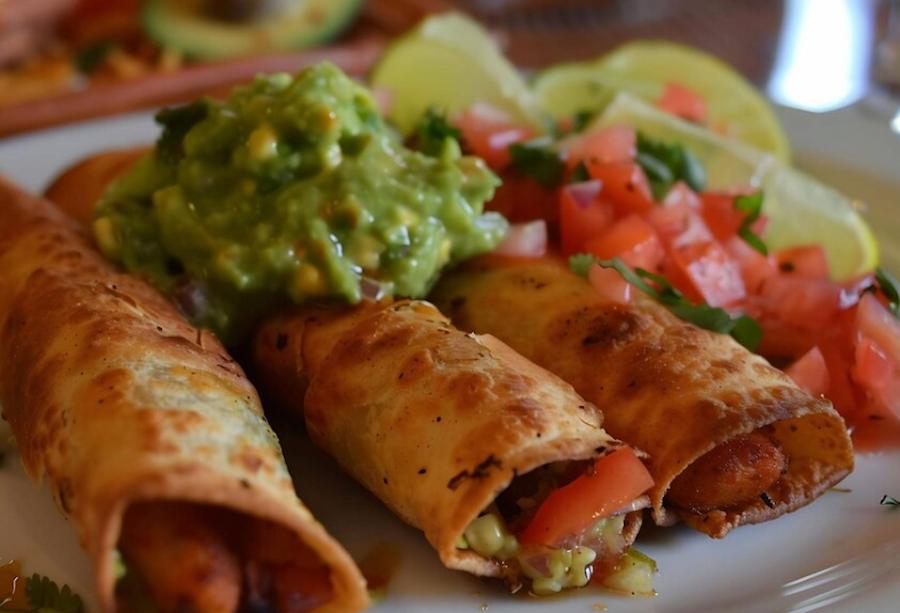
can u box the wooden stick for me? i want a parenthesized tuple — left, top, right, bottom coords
(0, 38, 384, 138)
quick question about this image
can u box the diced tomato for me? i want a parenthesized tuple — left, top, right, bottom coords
(775, 245, 830, 278)
(855, 293, 900, 366)
(519, 448, 653, 547)
(657, 82, 708, 123)
(455, 104, 535, 170)
(647, 202, 691, 242)
(589, 265, 632, 304)
(489, 173, 556, 223)
(724, 236, 777, 294)
(666, 240, 746, 307)
(565, 125, 636, 168)
(701, 192, 744, 240)
(586, 160, 654, 215)
(584, 214, 664, 272)
(661, 181, 701, 210)
(559, 181, 614, 255)
(785, 347, 829, 396)
(756, 274, 843, 331)
(819, 336, 863, 417)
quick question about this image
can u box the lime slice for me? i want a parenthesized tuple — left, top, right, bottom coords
(370, 12, 542, 134)
(534, 41, 791, 162)
(762, 166, 878, 280)
(595, 94, 877, 280)
(533, 63, 663, 119)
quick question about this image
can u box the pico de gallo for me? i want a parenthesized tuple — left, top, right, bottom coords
(421, 87, 900, 443)
(456, 447, 656, 595)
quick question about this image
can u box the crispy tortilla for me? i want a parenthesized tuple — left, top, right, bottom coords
(0, 176, 368, 612)
(253, 299, 645, 580)
(430, 256, 854, 537)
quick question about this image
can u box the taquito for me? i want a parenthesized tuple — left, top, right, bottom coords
(430, 256, 854, 538)
(0, 176, 368, 613)
(253, 299, 655, 594)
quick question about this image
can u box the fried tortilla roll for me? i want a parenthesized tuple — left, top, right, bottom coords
(254, 300, 656, 595)
(0, 176, 368, 613)
(430, 256, 854, 538)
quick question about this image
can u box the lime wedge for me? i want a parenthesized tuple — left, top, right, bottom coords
(534, 41, 791, 162)
(595, 94, 877, 279)
(370, 12, 542, 134)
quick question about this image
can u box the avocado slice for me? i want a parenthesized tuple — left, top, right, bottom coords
(142, 0, 363, 59)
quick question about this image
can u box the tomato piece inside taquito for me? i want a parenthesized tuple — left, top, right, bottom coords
(254, 300, 656, 595)
(0, 176, 368, 613)
(430, 255, 854, 537)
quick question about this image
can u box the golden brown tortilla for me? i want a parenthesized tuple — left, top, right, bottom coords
(253, 299, 645, 581)
(0, 176, 368, 612)
(430, 255, 854, 537)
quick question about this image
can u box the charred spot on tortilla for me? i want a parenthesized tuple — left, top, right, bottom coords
(447, 455, 503, 490)
(275, 333, 288, 351)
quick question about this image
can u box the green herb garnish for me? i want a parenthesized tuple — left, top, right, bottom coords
(882, 495, 899, 506)
(635, 132, 706, 199)
(569, 161, 590, 183)
(25, 574, 83, 613)
(572, 110, 596, 133)
(508, 137, 565, 188)
(875, 268, 900, 318)
(569, 254, 762, 350)
(74, 40, 116, 74)
(734, 191, 768, 255)
(155, 100, 210, 163)
(414, 107, 462, 157)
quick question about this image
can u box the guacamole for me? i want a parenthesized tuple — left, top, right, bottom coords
(95, 62, 505, 343)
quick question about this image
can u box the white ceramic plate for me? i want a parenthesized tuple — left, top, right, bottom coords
(1, 106, 899, 613)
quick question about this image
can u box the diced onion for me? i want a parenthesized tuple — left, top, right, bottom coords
(494, 220, 547, 258)
(562, 180, 602, 209)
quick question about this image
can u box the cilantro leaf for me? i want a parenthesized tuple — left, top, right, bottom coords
(734, 191, 769, 255)
(569, 253, 597, 278)
(74, 40, 116, 74)
(568, 254, 762, 351)
(414, 107, 462, 157)
(572, 110, 595, 133)
(155, 100, 210, 163)
(569, 161, 590, 183)
(881, 495, 899, 506)
(26, 574, 83, 613)
(875, 268, 900, 318)
(508, 137, 565, 188)
(635, 132, 706, 199)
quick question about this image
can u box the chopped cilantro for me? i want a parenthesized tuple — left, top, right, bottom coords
(635, 132, 706, 199)
(875, 268, 900, 318)
(569, 161, 590, 183)
(508, 137, 565, 188)
(882, 495, 899, 506)
(74, 40, 116, 74)
(25, 574, 83, 613)
(155, 100, 210, 163)
(414, 107, 462, 157)
(569, 254, 762, 351)
(572, 110, 596, 133)
(734, 191, 768, 255)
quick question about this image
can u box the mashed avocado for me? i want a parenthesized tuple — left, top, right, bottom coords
(94, 62, 505, 342)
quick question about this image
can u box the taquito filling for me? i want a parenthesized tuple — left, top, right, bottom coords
(117, 501, 333, 613)
(456, 449, 655, 595)
(665, 428, 788, 515)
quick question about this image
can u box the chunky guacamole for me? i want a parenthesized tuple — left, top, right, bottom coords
(94, 62, 505, 342)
